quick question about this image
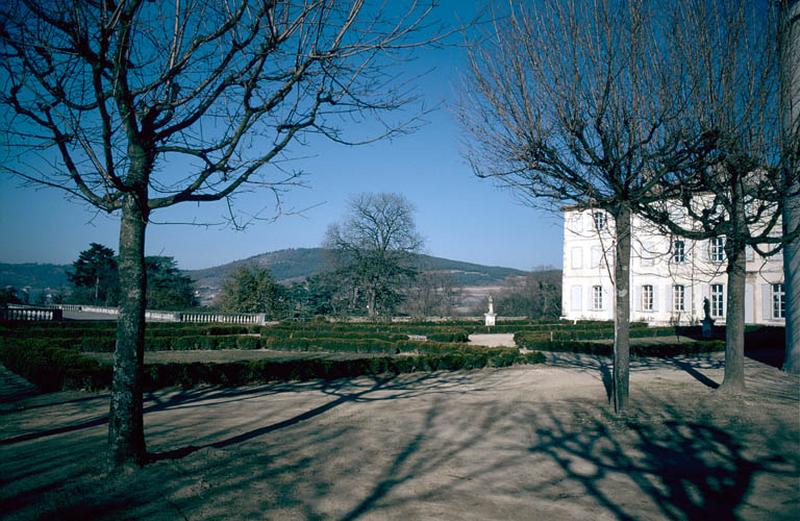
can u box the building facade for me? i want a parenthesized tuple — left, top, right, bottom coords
(561, 208, 786, 326)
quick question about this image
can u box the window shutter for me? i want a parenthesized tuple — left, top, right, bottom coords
(571, 286, 582, 311)
(762, 284, 772, 320)
(652, 285, 659, 312)
(685, 284, 694, 316)
(572, 214, 583, 233)
(666, 285, 674, 312)
(603, 287, 610, 311)
(634, 286, 642, 312)
(586, 287, 594, 311)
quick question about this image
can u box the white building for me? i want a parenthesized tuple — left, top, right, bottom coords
(561, 207, 786, 326)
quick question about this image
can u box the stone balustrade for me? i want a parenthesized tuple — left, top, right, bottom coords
(50, 304, 267, 325)
(1, 305, 63, 322)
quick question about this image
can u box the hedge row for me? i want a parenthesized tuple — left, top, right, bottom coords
(514, 335, 725, 357)
(0, 343, 545, 392)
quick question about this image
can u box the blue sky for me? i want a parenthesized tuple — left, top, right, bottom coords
(0, 2, 563, 272)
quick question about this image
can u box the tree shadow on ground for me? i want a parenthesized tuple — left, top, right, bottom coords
(523, 398, 797, 521)
(3, 365, 798, 520)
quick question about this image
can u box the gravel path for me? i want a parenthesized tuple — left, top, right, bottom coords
(1, 355, 798, 520)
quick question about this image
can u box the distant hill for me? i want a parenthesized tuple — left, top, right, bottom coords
(187, 247, 529, 291)
(0, 263, 70, 290)
(1, 249, 552, 305)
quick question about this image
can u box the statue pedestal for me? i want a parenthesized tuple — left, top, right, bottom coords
(702, 317, 715, 339)
(484, 313, 496, 327)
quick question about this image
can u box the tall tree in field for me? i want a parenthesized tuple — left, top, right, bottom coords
(0, 0, 440, 469)
(68, 243, 119, 305)
(459, 0, 712, 412)
(780, 0, 800, 374)
(325, 192, 423, 317)
(217, 265, 283, 317)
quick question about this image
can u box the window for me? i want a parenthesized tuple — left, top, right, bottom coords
(592, 286, 603, 310)
(571, 247, 583, 269)
(641, 242, 654, 267)
(773, 283, 785, 319)
(710, 238, 725, 262)
(591, 246, 602, 268)
(593, 211, 607, 231)
(642, 285, 654, 312)
(673, 241, 685, 263)
(711, 284, 724, 318)
(673, 285, 685, 312)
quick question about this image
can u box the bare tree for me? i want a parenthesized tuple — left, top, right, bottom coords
(0, 0, 441, 469)
(779, 0, 800, 374)
(640, 1, 798, 392)
(459, 0, 711, 412)
(325, 192, 423, 317)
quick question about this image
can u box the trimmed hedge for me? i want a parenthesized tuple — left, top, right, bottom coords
(514, 334, 725, 357)
(0, 343, 545, 392)
(0, 343, 110, 392)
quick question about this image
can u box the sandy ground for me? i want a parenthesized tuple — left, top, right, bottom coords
(468, 333, 516, 347)
(1, 353, 799, 520)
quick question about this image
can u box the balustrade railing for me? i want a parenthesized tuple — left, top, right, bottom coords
(1, 305, 63, 322)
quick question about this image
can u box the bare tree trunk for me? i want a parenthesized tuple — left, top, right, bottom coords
(780, 0, 800, 374)
(108, 191, 148, 470)
(613, 201, 632, 413)
(721, 238, 747, 392)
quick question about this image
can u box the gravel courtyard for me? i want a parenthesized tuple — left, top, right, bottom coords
(1, 354, 798, 520)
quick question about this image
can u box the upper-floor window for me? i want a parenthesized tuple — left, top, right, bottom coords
(592, 285, 603, 310)
(571, 247, 583, 269)
(593, 211, 607, 231)
(710, 238, 725, 262)
(674, 240, 686, 263)
(673, 285, 685, 312)
(642, 284, 654, 312)
(773, 283, 785, 319)
(591, 246, 602, 268)
(711, 284, 724, 318)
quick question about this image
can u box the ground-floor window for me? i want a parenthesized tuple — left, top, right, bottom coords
(642, 284, 654, 312)
(673, 285, 685, 312)
(773, 283, 785, 319)
(592, 285, 603, 310)
(711, 284, 724, 318)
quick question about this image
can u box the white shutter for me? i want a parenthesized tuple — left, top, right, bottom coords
(603, 287, 610, 311)
(762, 284, 772, 320)
(686, 284, 694, 318)
(572, 248, 583, 269)
(571, 286, 583, 311)
(666, 285, 674, 312)
(634, 286, 642, 312)
(587, 287, 594, 311)
(745, 284, 754, 323)
(572, 214, 583, 233)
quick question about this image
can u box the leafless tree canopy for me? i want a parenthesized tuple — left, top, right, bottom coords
(0, 0, 439, 219)
(325, 192, 422, 316)
(458, 0, 714, 213)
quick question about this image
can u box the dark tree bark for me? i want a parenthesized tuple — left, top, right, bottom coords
(109, 192, 148, 468)
(780, 0, 800, 374)
(721, 237, 747, 393)
(612, 202, 632, 412)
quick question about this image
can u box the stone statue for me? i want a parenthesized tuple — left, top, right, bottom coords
(701, 297, 714, 339)
(484, 295, 497, 327)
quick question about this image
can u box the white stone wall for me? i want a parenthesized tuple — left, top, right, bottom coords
(561, 208, 785, 326)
